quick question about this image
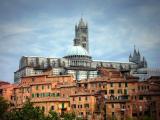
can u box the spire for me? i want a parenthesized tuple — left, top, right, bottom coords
(134, 45, 136, 52)
(129, 53, 132, 58)
(143, 56, 147, 67)
(129, 53, 132, 62)
(143, 56, 146, 63)
(133, 45, 137, 56)
(143, 56, 145, 61)
(78, 17, 86, 27)
(137, 49, 140, 56)
(75, 23, 78, 29)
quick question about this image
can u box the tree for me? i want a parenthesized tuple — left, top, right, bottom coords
(6, 99, 46, 120)
(0, 96, 9, 120)
(142, 116, 153, 120)
(46, 111, 60, 120)
(21, 101, 45, 120)
(62, 112, 76, 120)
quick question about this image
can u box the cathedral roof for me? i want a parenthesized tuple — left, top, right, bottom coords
(66, 45, 89, 56)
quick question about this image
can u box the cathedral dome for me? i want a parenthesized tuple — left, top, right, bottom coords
(66, 45, 89, 56)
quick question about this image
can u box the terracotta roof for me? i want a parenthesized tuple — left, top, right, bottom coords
(0, 81, 10, 86)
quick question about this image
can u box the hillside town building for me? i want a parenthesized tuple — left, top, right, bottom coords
(1, 68, 160, 120)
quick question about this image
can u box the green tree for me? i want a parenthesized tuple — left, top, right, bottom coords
(0, 96, 9, 120)
(21, 101, 45, 120)
(62, 112, 76, 120)
(142, 116, 153, 120)
(46, 111, 60, 120)
(6, 99, 46, 120)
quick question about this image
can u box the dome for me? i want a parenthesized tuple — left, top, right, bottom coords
(66, 45, 89, 56)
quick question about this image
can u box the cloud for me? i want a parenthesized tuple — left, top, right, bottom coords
(0, 24, 33, 36)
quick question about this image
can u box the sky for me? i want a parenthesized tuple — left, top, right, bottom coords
(0, 0, 160, 83)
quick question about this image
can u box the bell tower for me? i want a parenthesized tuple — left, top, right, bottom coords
(74, 18, 89, 52)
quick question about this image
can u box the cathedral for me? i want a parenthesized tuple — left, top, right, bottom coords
(129, 46, 147, 68)
(14, 18, 147, 83)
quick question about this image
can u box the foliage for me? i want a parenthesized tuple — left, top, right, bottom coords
(46, 111, 60, 120)
(0, 96, 9, 120)
(3, 99, 46, 120)
(126, 116, 153, 120)
(126, 117, 135, 120)
(62, 112, 76, 120)
(142, 116, 153, 120)
(75, 117, 83, 120)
